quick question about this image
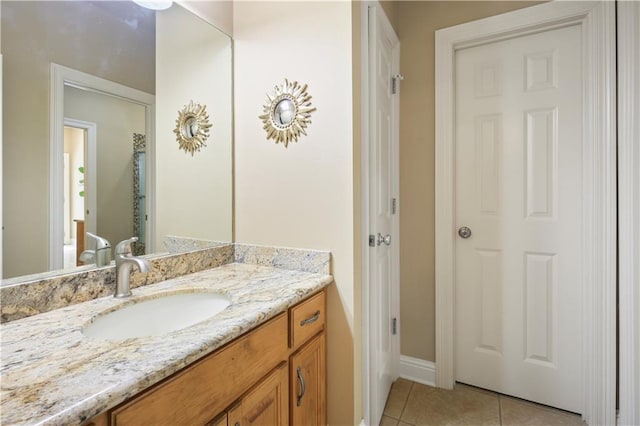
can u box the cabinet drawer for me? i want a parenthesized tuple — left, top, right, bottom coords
(111, 313, 288, 426)
(289, 290, 325, 349)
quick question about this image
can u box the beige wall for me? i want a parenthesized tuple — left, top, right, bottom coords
(180, 1, 233, 37)
(64, 86, 146, 249)
(155, 4, 233, 249)
(1, 1, 154, 278)
(396, 1, 544, 362)
(233, 2, 356, 424)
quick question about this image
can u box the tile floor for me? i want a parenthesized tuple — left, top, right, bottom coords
(381, 379, 586, 426)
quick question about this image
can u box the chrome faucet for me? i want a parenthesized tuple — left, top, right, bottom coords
(114, 237, 150, 298)
(79, 232, 112, 267)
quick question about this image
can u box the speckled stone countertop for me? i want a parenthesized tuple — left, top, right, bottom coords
(1, 262, 332, 425)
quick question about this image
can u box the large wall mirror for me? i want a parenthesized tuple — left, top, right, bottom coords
(2, 1, 233, 281)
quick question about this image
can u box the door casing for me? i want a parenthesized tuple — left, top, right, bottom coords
(435, 2, 616, 425)
(63, 118, 97, 254)
(617, 2, 640, 424)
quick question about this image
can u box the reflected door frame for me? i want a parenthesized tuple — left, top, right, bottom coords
(63, 118, 97, 255)
(434, 2, 616, 425)
(49, 64, 156, 270)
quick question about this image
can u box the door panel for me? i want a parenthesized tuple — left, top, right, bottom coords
(368, 4, 400, 425)
(454, 24, 582, 413)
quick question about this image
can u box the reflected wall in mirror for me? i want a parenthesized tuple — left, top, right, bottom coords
(2, 1, 232, 280)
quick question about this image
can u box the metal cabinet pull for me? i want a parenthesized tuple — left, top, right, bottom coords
(300, 310, 320, 326)
(296, 366, 306, 406)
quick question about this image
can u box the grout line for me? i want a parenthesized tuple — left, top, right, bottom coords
(398, 380, 415, 425)
(498, 394, 504, 426)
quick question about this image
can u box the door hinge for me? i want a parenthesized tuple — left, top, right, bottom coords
(392, 317, 397, 335)
(392, 198, 397, 215)
(391, 74, 404, 95)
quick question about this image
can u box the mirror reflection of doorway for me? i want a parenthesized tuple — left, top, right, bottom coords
(62, 118, 97, 269)
(57, 82, 147, 271)
(63, 126, 87, 268)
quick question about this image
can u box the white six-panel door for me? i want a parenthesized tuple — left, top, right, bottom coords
(454, 24, 583, 413)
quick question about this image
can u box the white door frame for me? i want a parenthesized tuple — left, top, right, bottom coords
(49, 64, 156, 270)
(434, 2, 616, 425)
(360, 2, 401, 425)
(63, 118, 97, 251)
(617, 2, 640, 424)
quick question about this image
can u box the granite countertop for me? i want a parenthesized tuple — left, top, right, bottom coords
(0, 262, 333, 425)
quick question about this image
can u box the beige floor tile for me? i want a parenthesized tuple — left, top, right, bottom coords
(401, 382, 500, 426)
(500, 397, 585, 426)
(380, 415, 400, 426)
(399, 423, 414, 426)
(455, 383, 499, 397)
(383, 378, 414, 419)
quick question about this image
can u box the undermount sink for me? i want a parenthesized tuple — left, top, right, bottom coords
(83, 292, 231, 340)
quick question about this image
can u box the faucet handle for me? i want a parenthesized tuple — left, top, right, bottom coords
(86, 232, 111, 250)
(115, 237, 138, 255)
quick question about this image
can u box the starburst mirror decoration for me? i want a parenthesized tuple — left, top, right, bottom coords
(174, 100, 212, 155)
(259, 79, 316, 147)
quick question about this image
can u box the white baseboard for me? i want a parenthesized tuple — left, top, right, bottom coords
(399, 355, 436, 387)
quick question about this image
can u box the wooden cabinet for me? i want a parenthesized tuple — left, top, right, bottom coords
(74, 219, 84, 265)
(88, 289, 327, 426)
(110, 314, 288, 425)
(228, 362, 289, 426)
(290, 333, 326, 426)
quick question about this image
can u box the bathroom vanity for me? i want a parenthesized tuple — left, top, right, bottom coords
(0, 245, 332, 426)
(88, 291, 325, 426)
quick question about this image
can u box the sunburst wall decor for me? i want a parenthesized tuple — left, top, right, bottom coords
(174, 100, 212, 155)
(259, 79, 316, 147)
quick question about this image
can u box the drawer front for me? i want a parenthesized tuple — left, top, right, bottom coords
(290, 290, 325, 349)
(111, 313, 288, 426)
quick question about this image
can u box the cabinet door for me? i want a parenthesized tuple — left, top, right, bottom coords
(206, 412, 228, 426)
(290, 333, 326, 426)
(110, 314, 287, 425)
(228, 362, 289, 426)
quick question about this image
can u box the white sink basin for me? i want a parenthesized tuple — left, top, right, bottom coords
(83, 292, 231, 340)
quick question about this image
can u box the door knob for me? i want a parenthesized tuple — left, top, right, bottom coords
(377, 233, 392, 246)
(458, 226, 472, 239)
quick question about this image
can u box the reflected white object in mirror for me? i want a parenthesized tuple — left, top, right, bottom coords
(274, 99, 296, 126)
